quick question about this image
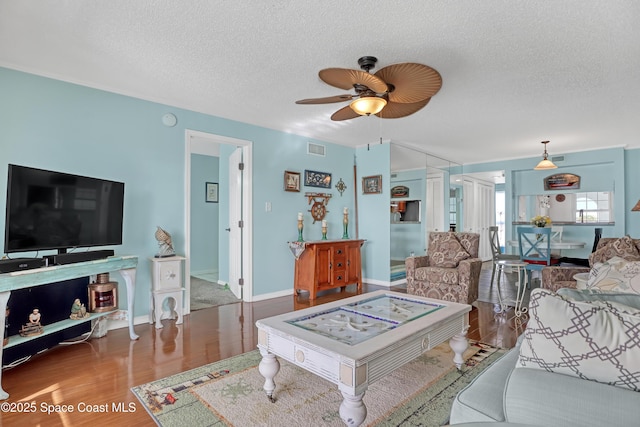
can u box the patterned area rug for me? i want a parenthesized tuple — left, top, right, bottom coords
(190, 277, 240, 311)
(132, 340, 505, 426)
(390, 264, 406, 281)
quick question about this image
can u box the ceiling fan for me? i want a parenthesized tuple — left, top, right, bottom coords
(296, 56, 442, 121)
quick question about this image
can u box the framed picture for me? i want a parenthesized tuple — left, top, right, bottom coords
(205, 182, 219, 203)
(362, 175, 382, 194)
(284, 170, 300, 192)
(304, 170, 332, 189)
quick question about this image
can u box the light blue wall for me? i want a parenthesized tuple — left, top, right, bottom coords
(356, 143, 390, 282)
(0, 67, 358, 314)
(190, 154, 219, 274)
(463, 147, 628, 258)
(625, 148, 640, 237)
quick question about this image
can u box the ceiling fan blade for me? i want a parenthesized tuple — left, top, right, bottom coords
(319, 68, 388, 93)
(295, 94, 353, 104)
(375, 63, 442, 103)
(331, 105, 362, 121)
(375, 98, 431, 119)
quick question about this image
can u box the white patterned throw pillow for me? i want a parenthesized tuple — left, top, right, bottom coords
(584, 256, 640, 294)
(517, 288, 640, 391)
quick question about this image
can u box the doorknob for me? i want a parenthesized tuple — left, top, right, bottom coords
(225, 228, 231, 232)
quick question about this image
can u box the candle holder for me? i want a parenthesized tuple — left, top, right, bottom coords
(297, 219, 304, 242)
(322, 225, 327, 240)
(342, 212, 349, 239)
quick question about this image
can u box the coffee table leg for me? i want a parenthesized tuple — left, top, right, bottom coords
(339, 391, 367, 427)
(258, 349, 280, 402)
(449, 327, 469, 370)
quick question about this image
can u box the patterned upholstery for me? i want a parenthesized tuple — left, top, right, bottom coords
(518, 288, 640, 391)
(542, 236, 640, 291)
(405, 232, 482, 304)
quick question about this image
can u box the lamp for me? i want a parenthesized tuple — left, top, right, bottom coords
(533, 140, 557, 170)
(632, 200, 640, 212)
(349, 96, 387, 116)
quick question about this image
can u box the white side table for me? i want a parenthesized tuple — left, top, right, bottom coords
(495, 259, 529, 318)
(150, 256, 186, 329)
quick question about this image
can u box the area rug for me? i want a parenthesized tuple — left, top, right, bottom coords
(390, 264, 406, 281)
(190, 277, 241, 311)
(132, 340, 505, 426)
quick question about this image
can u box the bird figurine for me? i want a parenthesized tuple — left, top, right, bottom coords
(155, 226, 176, 258)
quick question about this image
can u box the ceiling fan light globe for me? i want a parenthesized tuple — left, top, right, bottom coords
(349, 97, 387, 116)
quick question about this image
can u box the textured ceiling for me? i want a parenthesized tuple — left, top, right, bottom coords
(1, 1, 638, 166)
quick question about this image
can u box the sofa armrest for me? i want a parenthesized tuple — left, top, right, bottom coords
(405, 255, 429, 279)
(541, 266, 589, 292)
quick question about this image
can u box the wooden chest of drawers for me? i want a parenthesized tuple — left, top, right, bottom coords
(293, 239, 365, 300)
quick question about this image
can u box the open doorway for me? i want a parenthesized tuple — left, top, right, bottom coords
(184, 130, 253, 314)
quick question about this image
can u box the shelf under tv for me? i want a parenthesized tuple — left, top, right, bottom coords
(4, 310, 115, 349)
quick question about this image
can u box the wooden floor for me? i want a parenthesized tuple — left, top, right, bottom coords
(1, 264, 525, 426)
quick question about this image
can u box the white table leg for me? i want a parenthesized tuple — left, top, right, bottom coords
(258, 349, 280, 402)
(118, 268, 139, 340)
(339, 391, 367, 427)
(514, 268, 529, 318)
(449, 326, 469, 370)
(0, 291, 10, 399)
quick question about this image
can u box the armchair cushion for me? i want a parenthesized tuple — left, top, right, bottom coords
(428, 232, 471, 268)
(517, 288, 640, 391)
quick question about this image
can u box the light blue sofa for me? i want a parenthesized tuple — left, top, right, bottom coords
(449, 289, 640, 426)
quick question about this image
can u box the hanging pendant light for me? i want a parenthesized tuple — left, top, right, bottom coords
(534, 141, 557, 170)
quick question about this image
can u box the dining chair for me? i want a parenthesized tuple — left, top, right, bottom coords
(517, 226, 561, 288)
(489, 226, 520, 289)
(550, 226, 563, 242)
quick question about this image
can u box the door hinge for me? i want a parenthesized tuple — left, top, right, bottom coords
(238, 220, 244, 228)
(238, 162, 245, 171)
(239, 278, 244, 286)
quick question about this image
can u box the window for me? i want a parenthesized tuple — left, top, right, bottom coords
(575, 192, 612, 223)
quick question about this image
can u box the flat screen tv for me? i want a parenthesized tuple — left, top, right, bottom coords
(4, 164, 124, 254)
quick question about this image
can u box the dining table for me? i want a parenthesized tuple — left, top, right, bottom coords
(506, 240, 586, 250)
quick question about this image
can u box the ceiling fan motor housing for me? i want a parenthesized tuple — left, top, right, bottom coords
(357, 56, 378, 73)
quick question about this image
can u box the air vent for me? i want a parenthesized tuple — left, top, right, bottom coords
(391, 173, 398, 178)
(551, 155, 564, 162)
(307, 142, 326, 157)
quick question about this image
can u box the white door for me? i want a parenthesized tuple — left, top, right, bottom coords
(462, 178, 495, 260)
(426, 173, 445, 253)
(228, 147, 243, 299)
(477, 181, 495, 260)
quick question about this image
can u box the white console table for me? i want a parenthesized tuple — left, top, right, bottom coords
(0, 255, 138, 400)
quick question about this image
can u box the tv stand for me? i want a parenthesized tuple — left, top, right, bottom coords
(0, 255, 138, 400)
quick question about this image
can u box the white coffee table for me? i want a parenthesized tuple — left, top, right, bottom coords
(256, 290, 471, 426)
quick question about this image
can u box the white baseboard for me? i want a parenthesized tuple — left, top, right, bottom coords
(249, 288, 293, 302)
(363, 278, 393, 287)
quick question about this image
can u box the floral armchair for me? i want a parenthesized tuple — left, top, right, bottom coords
(405, 232, 482, 304)
(542, 236, 640, 292)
